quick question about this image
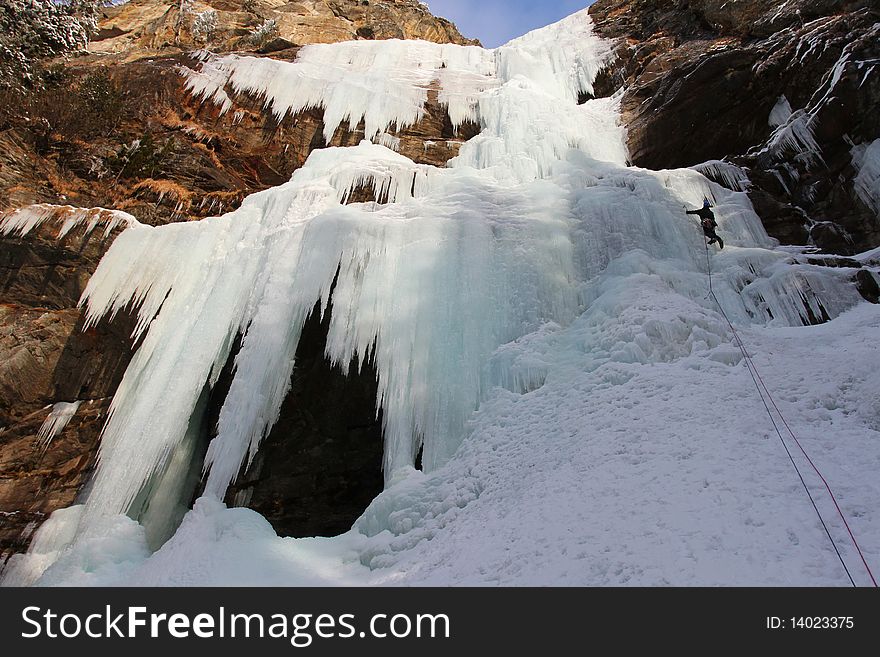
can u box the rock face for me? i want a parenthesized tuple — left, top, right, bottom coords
(0, 1, 475, 561)
(589, 0, 880, 254)
(0, 208, 137, 562)
(0, 9, 478, 227)
(91, 0, 478, 59)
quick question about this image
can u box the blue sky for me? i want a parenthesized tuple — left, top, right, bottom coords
(426, 1, 593, 48)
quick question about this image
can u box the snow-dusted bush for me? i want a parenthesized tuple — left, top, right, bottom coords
(0, 0, 100, 89)
(246, 18, 278, 47)
(190, 9, 219, 44)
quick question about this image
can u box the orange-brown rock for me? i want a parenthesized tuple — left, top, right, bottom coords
(90, 0, 478, 61)
(0, 209, 141, 564)
(0, 398, 112, 563)
(0, 50, 479, 227)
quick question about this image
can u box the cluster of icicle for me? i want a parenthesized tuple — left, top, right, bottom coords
(0, 9, 865, 547)
(851, 139, 880, 214)
(0, 205, 134, 241)
(37, 402, 83, 448)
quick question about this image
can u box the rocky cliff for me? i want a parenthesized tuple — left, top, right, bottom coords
(91, 0, 478, 57)
(0, 206, 137, 559)
(0, 0, 476, 562)
(589, 0, 880, 253)
(0, 0, 477, 224)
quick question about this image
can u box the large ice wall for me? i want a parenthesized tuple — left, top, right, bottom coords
(183, 41, 497, 144)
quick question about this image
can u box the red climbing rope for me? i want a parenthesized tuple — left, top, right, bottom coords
(704, 240, 877, 587)
(750, 361, 879, 587)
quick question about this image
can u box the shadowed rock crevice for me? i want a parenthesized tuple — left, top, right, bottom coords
(225, 299, 384, 538)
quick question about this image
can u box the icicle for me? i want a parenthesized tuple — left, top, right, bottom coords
(179, 62, 234, 115)
(851, 139, 880, 214)
(692, 161, 751, 192)
(755, 109, 825, 167)
(375, 132, 401, 152)
(180, 40, 496, 143)
(37, 402, 82, 448)
(768, 95, 793, 127)
(0, 205, 135, 240)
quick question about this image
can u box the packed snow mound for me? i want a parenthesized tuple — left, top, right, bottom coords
(3, 8, 877, 587)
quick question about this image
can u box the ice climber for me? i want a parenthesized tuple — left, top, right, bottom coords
(686, 197, 724, 249)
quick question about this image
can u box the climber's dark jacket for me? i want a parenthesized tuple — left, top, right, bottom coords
(686, 206, 724, 248)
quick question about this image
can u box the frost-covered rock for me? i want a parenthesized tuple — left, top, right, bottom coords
(589, 0, 880, 253)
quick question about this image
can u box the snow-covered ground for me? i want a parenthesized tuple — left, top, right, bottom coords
(372, 300, 880, 586)
(2, 8, 879, 587)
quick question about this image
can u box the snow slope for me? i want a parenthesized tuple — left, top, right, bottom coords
(3, 8, 878, 587)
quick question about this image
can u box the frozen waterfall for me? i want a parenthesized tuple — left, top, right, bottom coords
(1, 9, 869, 584)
